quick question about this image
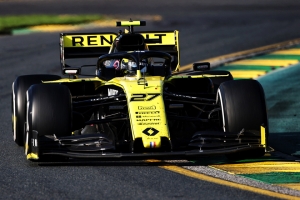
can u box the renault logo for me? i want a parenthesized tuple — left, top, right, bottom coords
(142, 127, 159, 136)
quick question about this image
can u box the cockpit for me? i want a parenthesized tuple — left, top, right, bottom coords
(97, 51, 172, 79)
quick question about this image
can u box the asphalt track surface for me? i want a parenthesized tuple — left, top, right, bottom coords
(1, 0, 300, 199)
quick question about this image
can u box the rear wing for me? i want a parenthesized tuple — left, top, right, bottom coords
(60, 30, 180, 73)
(139, 30, 180, 72)
(60, 32, 118, 70)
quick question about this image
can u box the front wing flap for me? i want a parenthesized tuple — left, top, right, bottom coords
(41, 145, 265, 160)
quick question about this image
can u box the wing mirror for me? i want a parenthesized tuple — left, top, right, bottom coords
(63, 67, 81, 75)
(193, 62, 210, 71)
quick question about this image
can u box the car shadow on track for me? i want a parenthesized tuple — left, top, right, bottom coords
(269, 132, 300, 159)
(31, 153, 286, 167)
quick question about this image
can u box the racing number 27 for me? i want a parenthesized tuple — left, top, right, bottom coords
(130, 93, 160, 101)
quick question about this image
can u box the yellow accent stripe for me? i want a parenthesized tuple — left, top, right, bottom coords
(210, 161, 300, 174)
(229, 70, 267, 79)
(145, 160, 299, 199)
(26, 153, 39, 160)
(229, 59, 299, 67)
(270, 49, 300, 55)
(261, 126, 266, 147)
(277, 184, 300, 190)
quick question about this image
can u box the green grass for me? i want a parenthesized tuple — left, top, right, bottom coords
(0, 14, 106, 32)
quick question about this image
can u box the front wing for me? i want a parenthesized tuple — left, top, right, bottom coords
(41, 145, 265, 160)
(27, 127, 267, 160)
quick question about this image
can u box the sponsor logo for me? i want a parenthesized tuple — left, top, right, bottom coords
(136, 115, 160, 118)
(64, 34, 117, 47)
(141, 32, 176, 45)
(108, 88, 118, 96)
(138, 122, 160, 126)
(137, 119, 160, 122)
(142, 127, 159, 136)
(135, 111, 159, 115)
(138, 105, 156, 110)
(141, 115, 160, 118)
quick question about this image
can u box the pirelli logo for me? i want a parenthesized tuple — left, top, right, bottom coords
(63, 34, 117, 47)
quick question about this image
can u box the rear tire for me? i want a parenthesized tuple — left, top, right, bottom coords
(217, 80, 268, 159)
(25, 84, 72, 161)
(12, 75, 61, 146)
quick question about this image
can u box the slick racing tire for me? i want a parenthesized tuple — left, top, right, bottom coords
(217, 79, 268, 159)
(12, 74, 61, 146)
(25, 84, 72, 161)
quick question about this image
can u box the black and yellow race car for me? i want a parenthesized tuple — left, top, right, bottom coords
(12, 21, 268, 161)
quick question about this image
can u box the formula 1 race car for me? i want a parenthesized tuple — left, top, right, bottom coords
(12, 20, 268, 161)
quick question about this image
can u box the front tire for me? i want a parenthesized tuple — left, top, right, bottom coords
(25, 84, 72, 161)
(12, 74, 61, 146)
(218, 80, 268, 159)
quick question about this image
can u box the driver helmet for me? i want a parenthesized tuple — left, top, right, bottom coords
(125, 59, 148, 73)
